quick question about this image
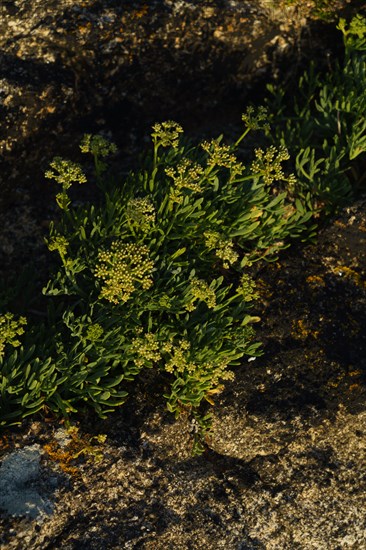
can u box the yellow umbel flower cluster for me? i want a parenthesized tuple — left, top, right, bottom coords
(165, 159, 204, 204)
(80, 134, 117, 158)
(151, 121, 183, 149)
(201, 139, 243, 173)
(0, 313, 27, 359)
(85, 323, 104, 343)
(241, 105, 270, 132)
(164, 339, 193, 374)
(207, 359, 235, 384)
(45, 157, 87, 189)
(204, 231, 239, 268)
(130, 332, 161, 368)
(126, 197, 156, 230)
(129, 334, 235, 390)
(185, 278, 216, 311)
(47, 235, 69, 262)
(251, 145, 292, 185)
(163, 339, 234, 384)
(95, 241, 154, 304)
(237, 273, 259, 302)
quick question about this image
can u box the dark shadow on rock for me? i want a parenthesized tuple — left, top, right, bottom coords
(246, 381, 327, 420)
(200, 448, 261, 488)
(0, 52, 72, 88)
(44, 499, 180, 550)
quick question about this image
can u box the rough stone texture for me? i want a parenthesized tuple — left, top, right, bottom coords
(0, 198, 365, 549)
(0, 444, 55, 519)
(0, 0, 355, 209)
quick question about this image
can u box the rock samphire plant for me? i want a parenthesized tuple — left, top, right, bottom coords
(2, 16, 363, 453)
(0, 109, 314, 453)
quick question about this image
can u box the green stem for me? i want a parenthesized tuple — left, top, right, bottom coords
(234, 127, 251, 148)
(61, 187, 70, 212)
(94, 155, 100, 177)
(153, 141, 160, 171)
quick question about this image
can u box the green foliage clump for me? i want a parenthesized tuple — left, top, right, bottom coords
(1, 15, 363, 454)
(0, 106, 313, 452)
(266, 14, 366, 214)
(43, 111, 312, 453)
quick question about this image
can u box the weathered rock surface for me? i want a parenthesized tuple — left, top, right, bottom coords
(0, 444, 55, 519)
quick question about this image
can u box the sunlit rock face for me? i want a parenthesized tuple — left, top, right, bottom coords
(0, 0, 352, 207)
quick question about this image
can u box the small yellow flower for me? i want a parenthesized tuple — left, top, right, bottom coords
(204, 231, 238, 268)
(0, 313, 27, 359)
(151, 121, 183, 149)
(251, 145, 291, 185)
(237, 274, 259, 302)
(126, 197, 156, 230)
(45, 157, 87, 189)
(95, 241, 154, 304)
(131, 332, 161, 367)
(165, 158, 205, 203)
(241, 105, 270, 132)
(85, 324, 104, 342)
(165, 339, 192, 374)
(80, 134, 117, 158)
(186, 278, 216, 311)
(47, 235, 69, 260)
(201, 139, 238, 169)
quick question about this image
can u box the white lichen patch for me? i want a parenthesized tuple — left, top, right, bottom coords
(0, 445, 54, 519)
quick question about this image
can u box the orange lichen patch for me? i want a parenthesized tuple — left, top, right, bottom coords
(327, 372, 346, 388)
(348, 370, 363, 377)
(78, 22, 92, 35)
(306, 275, 326, 287)
(348, 383, 362, 392)
(43, 441, 80, 477)
(43, 427, 107, 477)
(36, 105, 56, 117)
(291, 319, 319, 340)
(0, 435, 12, 457)
(133, 5, 149, 19)
(331, 265, 366, 289)
(79, 0, 97, 7)
(334, 220, 346, 228)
